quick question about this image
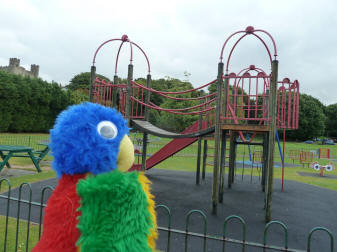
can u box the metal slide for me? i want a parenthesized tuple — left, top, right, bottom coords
(131, 120, 213, 170)
(131, 119, 214, 139)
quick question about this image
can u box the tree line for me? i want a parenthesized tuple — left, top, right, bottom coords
(0, 71, 69, 132)
(0, 70, 336, 141)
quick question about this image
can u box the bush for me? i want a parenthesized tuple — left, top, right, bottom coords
(0, 71, 70, 132)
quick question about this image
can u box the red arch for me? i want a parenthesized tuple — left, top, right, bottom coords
(92, 35, 151, 74)
(219, 26, 278, 73)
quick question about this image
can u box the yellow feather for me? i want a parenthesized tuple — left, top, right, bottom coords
(138, 172, 158, 251)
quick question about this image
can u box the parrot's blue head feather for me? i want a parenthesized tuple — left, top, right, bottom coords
(50, 102, 129, 177)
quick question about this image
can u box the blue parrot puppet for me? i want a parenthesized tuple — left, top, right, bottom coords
(32, 102, 157, 252)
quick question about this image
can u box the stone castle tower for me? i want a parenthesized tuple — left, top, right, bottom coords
(0, 58, 39, 78)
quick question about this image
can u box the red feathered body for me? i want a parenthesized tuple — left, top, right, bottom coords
(32, 174, 86, 252)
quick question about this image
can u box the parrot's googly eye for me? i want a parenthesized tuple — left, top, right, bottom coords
(325, 165, 333, 172)
(97, 121, 118, 139)
(313, 163, 320, 171)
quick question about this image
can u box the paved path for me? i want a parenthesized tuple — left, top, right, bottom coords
(1, 169, 336, 251)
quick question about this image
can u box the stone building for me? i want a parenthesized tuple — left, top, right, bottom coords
(0, 58, 39, 78)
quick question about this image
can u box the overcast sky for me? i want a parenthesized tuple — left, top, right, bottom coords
(1, 0, 336, 105)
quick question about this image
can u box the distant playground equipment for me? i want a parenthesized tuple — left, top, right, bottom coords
(252, 149, 263, 178)
(310, 161, 335, 176)
(236, 145, 264, 183)
(89, 26, 300, 222)
(300, 150, 314, 167)
(288, 149, 300, 164)
(203, 134, 264, 182)
(319, 148, 330, 159)
(288, 147, 331, 167)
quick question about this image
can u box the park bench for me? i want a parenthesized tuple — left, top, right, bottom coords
(0, 141, 50, 173)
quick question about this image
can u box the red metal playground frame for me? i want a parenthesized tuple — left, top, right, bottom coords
(89, 26, 300, 222)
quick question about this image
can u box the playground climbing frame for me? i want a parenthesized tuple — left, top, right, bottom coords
(89, 26, 300, 222)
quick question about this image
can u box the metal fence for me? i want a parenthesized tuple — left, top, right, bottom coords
(0, 179, 334, 252)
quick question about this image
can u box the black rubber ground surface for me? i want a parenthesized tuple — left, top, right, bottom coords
(1, 169, 336, 251)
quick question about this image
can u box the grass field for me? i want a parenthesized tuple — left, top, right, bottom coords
(0, 171, 56, 194)
(139, 134, 337, 190)
(0, 215, 162, 252)
(1, 133, 337, 191)
(0, 216, 40, 252)
(1, 133, 336, 251)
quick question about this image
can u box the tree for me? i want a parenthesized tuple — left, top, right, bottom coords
(0, 72, 18, 131)
(325, 103, 337, 137)
(69, 89, 90, 104)
(287, 94, 326, 141)
(208, 81, 217, 94)
(66, 72, 112, 105)
(0, 70, 70, 132)
(157, 98, 198, 132)
(133, 77, 201, 131)
(152, 77, 199, 132)
(66, 72, 111, 91)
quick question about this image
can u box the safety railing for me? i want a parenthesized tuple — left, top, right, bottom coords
(223, 72, 270, 126)
(277, 79, 300, 130)
(1, 179, 334, 252)
(93, 77, 217, 120)
(92, 73, 299, 134)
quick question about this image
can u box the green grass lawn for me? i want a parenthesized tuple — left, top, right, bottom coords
(1, 133, 336, 251)
(0, 170, 56, 194)
(0, 215, 40, 252)
(2, 133, 337, 191)
(144, 138, 337, 191)
(0, 216, 163, 252)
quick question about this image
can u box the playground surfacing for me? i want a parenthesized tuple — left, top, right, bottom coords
(1, 169, 336, 251)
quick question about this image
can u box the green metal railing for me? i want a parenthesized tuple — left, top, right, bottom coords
(0, 179, 334, 252)
(185, 210, 207, 252)
(223, 215, 246, 251)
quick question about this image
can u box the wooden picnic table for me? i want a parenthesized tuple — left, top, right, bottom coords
(0, 142, 50, 173)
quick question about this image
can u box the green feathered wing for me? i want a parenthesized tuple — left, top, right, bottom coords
(76, 171, 157, 252)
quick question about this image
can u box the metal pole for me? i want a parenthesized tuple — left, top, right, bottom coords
(212, 62, 224, 215)
(144, 74, 151, 120)
(228, 130, 236, 187)
(202, 96, 210, 180)
(265, 60, 278, 222)
(196, 106, 203, 185)
(89, 65, 96, 102)
(282, 128, 285, 192)
(262, 89, 269, 192)
(113, 75, 119, 108)
(262, 133, 269, 192)
(126, 64, 133, 126)
(202, 140, 208, 180)
(141, 74, 151, 172)
(219, 130, 226, 203)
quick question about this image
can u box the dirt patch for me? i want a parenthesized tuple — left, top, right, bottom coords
(9, 160, 52, 170)
(0, 161, 52, 177)
(0, 168, 35, 177)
